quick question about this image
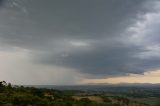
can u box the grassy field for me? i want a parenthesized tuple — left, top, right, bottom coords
(72, 96, 104, 103)
(131, 97, 160, 106)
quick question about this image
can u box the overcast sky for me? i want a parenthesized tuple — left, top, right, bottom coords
(0, 0, 160, 85)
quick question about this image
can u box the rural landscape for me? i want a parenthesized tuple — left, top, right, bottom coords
(0, 81, 160, 106)
(0, 0, 160, 106)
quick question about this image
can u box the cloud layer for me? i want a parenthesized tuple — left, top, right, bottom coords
(0, 0, 160, 84)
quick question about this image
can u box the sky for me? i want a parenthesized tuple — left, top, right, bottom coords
(0, 0, 160, 85)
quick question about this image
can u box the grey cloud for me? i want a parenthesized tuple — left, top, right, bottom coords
(0, 0, 160, 78)
(36, 43, 146, 77)
(0, 0, 146, 49)
(0, 0, 3, 7)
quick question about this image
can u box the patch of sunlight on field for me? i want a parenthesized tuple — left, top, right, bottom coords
(72, 96, 104, 103)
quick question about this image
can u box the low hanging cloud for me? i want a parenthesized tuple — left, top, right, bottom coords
(0, 0, 160, 83)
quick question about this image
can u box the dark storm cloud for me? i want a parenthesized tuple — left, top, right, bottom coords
(37, 43, 146, 77)
(0, 0, 146, 49)
(0, 0, 4, 4)
(0, 0, 160, 78)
